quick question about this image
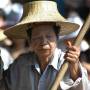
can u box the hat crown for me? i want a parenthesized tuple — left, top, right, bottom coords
(21, 1, 63, 22)
(30, 1, 58, 13)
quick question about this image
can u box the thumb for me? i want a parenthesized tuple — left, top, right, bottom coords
(66, 41, 72, 48)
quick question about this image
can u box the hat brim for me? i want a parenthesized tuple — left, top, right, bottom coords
(4, 21, 79, 39)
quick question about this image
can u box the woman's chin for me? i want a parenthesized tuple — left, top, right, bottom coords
(38, 51, 51, 57)
(40, 52, 50, 56)
(35, 48, 53, 58)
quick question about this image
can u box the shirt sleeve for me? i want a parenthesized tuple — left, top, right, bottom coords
(60, 63, 89, 90)
(0, 55, 3, 80)
(0, 48, 9, 90)
(0, 56, 6, 90)
(1, 48, 13, 70)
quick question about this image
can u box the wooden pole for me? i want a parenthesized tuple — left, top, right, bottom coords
(50, 13, 90, 90)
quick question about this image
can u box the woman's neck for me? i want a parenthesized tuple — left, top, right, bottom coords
(37, 55, 53, 72)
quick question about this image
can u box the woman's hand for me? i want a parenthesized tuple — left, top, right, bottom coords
(64, 41, 81, 81)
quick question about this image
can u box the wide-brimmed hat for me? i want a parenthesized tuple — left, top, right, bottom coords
(4, 0, 79, 39)
(0, 29, 7, 41)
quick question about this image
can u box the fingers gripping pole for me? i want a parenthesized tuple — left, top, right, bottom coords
(50, 13, 90, 90)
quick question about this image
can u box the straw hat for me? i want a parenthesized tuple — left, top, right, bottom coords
(4, 0, 79, 39)
(0, 29, 7, 41)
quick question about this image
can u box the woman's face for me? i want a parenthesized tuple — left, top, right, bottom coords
(30, 23, 57, 58)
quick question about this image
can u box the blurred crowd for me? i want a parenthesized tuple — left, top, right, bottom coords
(0, 0, 90, 89)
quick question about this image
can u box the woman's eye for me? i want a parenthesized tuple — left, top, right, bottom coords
(47, 35, 53, 39)
(32, 37, 41, 41)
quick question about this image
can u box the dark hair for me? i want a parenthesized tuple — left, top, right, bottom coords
(80, 49, 90, 63)
(27, 27, 32, 40)
(26, 24, 60, 41)
(53, 25, 60, 39)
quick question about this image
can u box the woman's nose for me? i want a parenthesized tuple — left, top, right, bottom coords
(40, 36, 48, 44)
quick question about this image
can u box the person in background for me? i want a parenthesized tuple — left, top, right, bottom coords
(0, 8, 26, 60)
(58, 0, 83, 51)
(0, 0, 89, 90)
(0, 8, 7, 42)
(0, 8, 13, 70)
(0, 0, 23, 26)
(84, 29, 90, 46)
(0, 8, 7, 28)
(0, 8, 12, 48)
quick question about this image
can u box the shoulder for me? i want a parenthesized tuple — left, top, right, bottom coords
(7, 52, 36, 70)
(0, 47, 13, 70)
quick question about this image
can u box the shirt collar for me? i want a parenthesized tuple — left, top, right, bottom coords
(49, 48, 62, 70)
(34, 48, 63, 73)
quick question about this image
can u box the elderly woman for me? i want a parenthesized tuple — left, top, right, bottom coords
(0, 0, 88, 90)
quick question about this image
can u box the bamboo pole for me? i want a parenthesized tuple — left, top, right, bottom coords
(50, 13, 90, 90)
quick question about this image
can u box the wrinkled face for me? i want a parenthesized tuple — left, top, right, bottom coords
(30, 23, 57, 58)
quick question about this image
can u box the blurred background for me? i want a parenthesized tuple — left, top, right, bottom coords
(0, 0, 90, 88)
